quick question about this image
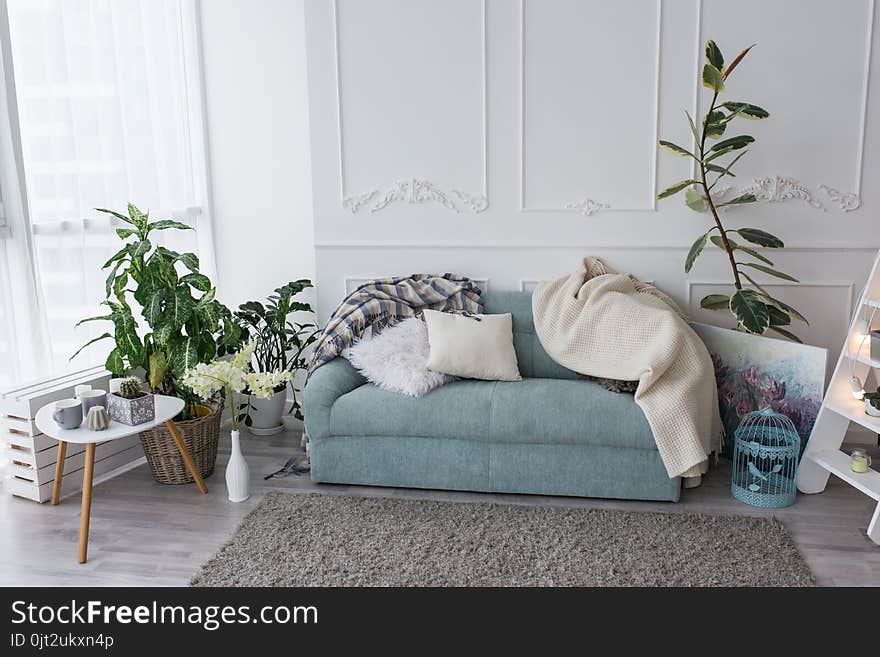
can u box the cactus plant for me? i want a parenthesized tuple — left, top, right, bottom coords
(118, 376, 145, 399)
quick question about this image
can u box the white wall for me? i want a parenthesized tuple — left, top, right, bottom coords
(200, 0, 315, 310)
(304, 0, 879, 374)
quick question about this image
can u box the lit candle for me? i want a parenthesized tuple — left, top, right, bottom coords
(109, 378, 124, 394)
(74, 384, 92, 398)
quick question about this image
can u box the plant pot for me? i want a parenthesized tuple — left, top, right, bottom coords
(225, 429, 250, 502)
(247, 388, 286, 436)
(865, 399, 880, 417)
(106, 392, 155, 426)
(139, 404, 221, 485)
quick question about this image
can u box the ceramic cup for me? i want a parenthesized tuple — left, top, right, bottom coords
(52, 398, 83, 430)
(78, 388, 107, 416)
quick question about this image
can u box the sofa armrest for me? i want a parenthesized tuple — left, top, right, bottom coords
(303, 357, 366, 440)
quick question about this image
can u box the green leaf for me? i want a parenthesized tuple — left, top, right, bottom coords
(702, 63, 724, 92)
(105, 348, 126, 376)
(730, 289, 770, 334)
(769, 326, 802, 343)
(705, 164, 735, 177)
(768, 305, 791, 327)
(705, 40, 724, 70)
(717, 193, 757, 207)
(116, 227, 138, 240)
(131, 239, 152, 259)
(703, 146, 735, 163)
(659, 140, 698, 160)
(112, 311, 144, 364)
(143, 289, 168, 327)
(710, 135, 754, 152)
(168, 287, 195, 329)
(738, 245, 773, 266)
(685, 111, 699, 143)
(703, 110, 726, 139)
(127, 203, 148, 229)
(736, 228, 784, 248)
(685, 188, 707, 213)
(178, 252, 199, 273)
(96, 207, 137, 226)
(153, 321, 175, 346)
(113, 269, 129, 304)
(148, 350, 168, 391)
(685, 232, 708, 273)
(148, 219, 192, 232)
(75, 313, 113, 328)
(700, 294, 730, 311)
(181, 273, 212, 292)
(657, 179, 697, 199)
(69, 332, 112, 361)
(721, 101, 769, 119)
(170, 336, 199, 377)
(761, 294, 808, 325)
(709, 235, 731, 250)
(101, 246, 129, 270)
(105, 260, 122, 298)
(739, 262, 799, 282)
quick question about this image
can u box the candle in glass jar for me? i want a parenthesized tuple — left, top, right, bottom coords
(850, 449, 871, 473)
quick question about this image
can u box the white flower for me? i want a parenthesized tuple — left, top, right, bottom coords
(244, 370, 293, 399)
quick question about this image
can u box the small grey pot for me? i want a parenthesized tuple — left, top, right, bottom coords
(107, 392, 156, 426)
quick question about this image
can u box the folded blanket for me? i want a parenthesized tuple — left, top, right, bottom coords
(531, 257, 720, 478)
(307, 273, 483, 376)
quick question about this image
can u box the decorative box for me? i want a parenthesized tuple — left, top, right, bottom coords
(871, 330, 880, 362)
(106, 392, 155, 426)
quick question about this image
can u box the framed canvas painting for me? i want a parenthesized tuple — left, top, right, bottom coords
(690, 322, 827, 458)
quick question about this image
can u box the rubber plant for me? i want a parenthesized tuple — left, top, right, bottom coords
(71, 204, 244, 418)
(233, 280, 319, 422)
(656, 40, 807, 342)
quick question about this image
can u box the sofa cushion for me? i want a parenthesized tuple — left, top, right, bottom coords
(328, 376, 655, 451)
(489, 378, 655, 450)
(330, 379, 493, 440)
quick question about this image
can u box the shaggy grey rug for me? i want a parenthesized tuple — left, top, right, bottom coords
(191, 492, 814, 587)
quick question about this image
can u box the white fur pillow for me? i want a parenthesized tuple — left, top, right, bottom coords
(345, 317, 452, 397)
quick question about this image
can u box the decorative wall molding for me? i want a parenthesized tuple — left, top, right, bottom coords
(518, 0, 662, 214)
(819, 185, 862, 212)
(332, 0, 488, 215)
(714, 176, 861, 212)
(564, 198, 611, 216)
(742, 176, 824, 210)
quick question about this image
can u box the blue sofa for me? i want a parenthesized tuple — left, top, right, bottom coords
(303, 291, 680, 501)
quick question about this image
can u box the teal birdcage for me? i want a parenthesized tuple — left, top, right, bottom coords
(731, 407, 800, 508)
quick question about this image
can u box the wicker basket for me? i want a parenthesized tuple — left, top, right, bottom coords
(139, 405, 221, 485)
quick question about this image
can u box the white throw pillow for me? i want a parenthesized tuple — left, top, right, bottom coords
(345, 317, 452, 397)
(423, 310, 522, 382)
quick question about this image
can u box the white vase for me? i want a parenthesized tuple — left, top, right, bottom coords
(247, 388, 286, 436)
(225, 430, 250, 502)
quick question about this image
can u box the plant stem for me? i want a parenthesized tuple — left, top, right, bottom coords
(698, 92, 742, 291)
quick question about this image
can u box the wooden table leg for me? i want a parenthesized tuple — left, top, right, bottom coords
(51, 440, 67, 505)
(165, 420, 208, 494)
(77, 443, 96, 564)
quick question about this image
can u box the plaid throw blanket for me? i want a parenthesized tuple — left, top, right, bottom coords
(307, 273, 484, 376)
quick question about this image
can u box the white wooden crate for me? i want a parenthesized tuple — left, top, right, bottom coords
(1, 367, 145, 503)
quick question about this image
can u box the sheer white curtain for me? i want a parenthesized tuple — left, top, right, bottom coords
(1, 0, 215, 384)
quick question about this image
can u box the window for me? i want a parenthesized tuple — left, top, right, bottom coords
(0, 0, 214, 385)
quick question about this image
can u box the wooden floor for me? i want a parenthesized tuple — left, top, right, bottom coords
(1, 423, 878, 587)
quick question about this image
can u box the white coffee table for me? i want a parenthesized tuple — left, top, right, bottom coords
(35, 395, 208, 563)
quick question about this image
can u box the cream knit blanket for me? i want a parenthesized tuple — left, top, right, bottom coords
(532, 257, 720, 479)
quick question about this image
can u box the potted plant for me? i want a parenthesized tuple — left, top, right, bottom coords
(72, 203, 244, 484)
(183, 341, 256, 502)
(106, 376, 155, 426)
(233, 280, 319, 435)
(655, 39, 807, 341)
(863, 388, 880, 418)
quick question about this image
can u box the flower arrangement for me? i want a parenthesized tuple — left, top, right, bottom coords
(243, 371, 294, 399)
(182, 341, 257, 431)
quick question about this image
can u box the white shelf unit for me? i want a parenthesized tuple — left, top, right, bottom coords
(798, 250, 880, 544)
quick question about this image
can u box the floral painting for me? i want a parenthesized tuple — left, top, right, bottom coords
(690, 322, 827, 458)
